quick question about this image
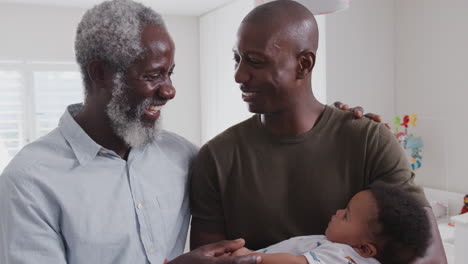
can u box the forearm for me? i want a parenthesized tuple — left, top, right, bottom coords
(169, 240, 261, 264)
(249, 253, 308, 264)
(411, 207, 447, 264)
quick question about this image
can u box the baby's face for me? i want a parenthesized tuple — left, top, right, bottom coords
(325, 190, 379, 246)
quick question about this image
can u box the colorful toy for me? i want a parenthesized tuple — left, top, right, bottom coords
(392, 114, 423, 171)
(409, 114, 418, 127)
(393, 116, 401, 134)
(401, 115, 410, 128)
(405, 137, 423, 171)
(461, 194, 468, 214)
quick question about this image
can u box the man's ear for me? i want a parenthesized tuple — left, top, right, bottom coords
(354, 243, 377, 258)
(296, 50, 316, 79)
(87, 60, 113, 90)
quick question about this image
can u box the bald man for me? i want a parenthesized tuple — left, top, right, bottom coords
(190, 1, 446, 263)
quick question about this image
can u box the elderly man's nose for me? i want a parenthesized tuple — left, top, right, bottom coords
(158, 84, 176, 100)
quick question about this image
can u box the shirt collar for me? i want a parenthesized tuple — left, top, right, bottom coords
(59, 103, 103, 166)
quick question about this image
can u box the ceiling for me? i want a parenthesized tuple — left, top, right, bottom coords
(0, 0, 235, 16)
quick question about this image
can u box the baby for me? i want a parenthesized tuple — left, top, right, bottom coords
(232, 183, 431, 264)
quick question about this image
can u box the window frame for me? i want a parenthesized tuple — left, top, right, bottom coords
(0, 60, 81, 147)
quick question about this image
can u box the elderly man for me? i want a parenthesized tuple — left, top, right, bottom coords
(0, 0, 260, 263)
(190, 1, 446, 263)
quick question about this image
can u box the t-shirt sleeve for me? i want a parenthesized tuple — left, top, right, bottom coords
(189, 143, 226, 233)
(365, 124, 429, 207)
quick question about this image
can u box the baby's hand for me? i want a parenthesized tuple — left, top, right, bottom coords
(231, 247, 255, 257)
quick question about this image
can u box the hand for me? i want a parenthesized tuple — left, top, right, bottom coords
(231, 247, 254, 257)
(169, 239, 262, 264)
(333, 101, 390, 129)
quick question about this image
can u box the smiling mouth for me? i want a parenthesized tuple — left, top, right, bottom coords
(242, 91, 258, 101)
(147, 105, 163, 112)
(143, 104, 164, 120)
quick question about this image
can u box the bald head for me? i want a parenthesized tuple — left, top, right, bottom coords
(242, 0, 319, 54)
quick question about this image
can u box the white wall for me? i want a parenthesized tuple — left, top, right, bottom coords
(199, 0, 254, 144)
(199, 0, 327, 144)
(325, 0, 468, 194)
(325, 0, 396, 121)
(395, 0, 468, 193)
(0, 4, 81, 62)
(0, 3, 201, 146)
(162, 15, 201, 146)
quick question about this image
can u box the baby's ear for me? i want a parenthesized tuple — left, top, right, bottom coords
(354, 243, 377, 258)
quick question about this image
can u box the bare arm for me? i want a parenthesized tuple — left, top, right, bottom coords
(231, 247, 307, 264)
(411, 207, 447, 264)
(170, 240, 261, 264)
(253, 253, 307, 264)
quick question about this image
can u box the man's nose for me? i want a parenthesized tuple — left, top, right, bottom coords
(234, 61, 250, 84)
(157, 82, 176, 100)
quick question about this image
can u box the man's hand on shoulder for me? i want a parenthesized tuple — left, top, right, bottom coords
(333, 101, 391, 129)
(169, 239, 262, 264)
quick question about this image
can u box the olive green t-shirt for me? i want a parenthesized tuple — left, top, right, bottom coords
(190, 106, 428, 250)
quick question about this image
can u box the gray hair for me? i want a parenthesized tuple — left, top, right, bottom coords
(75, 0, 166, 90)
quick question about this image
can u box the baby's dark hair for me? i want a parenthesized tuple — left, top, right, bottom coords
(369, 182, 431, 264)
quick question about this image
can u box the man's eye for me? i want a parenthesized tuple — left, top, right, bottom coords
(145, 74, 160, 80)
(344, 212, 348, 220)
(247, 56, 263, 65)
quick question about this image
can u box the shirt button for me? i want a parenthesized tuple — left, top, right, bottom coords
(137, 203, 143, 209)
(147, 248, 154, 255)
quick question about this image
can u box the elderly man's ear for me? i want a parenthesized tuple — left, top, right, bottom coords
(87, 60, 114, 90)
(296, 51, 316, 79)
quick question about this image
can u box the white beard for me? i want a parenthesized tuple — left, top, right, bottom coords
(105, 73, 161, 148)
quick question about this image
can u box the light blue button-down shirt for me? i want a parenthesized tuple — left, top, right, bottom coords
(0, 104, 198, 264)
